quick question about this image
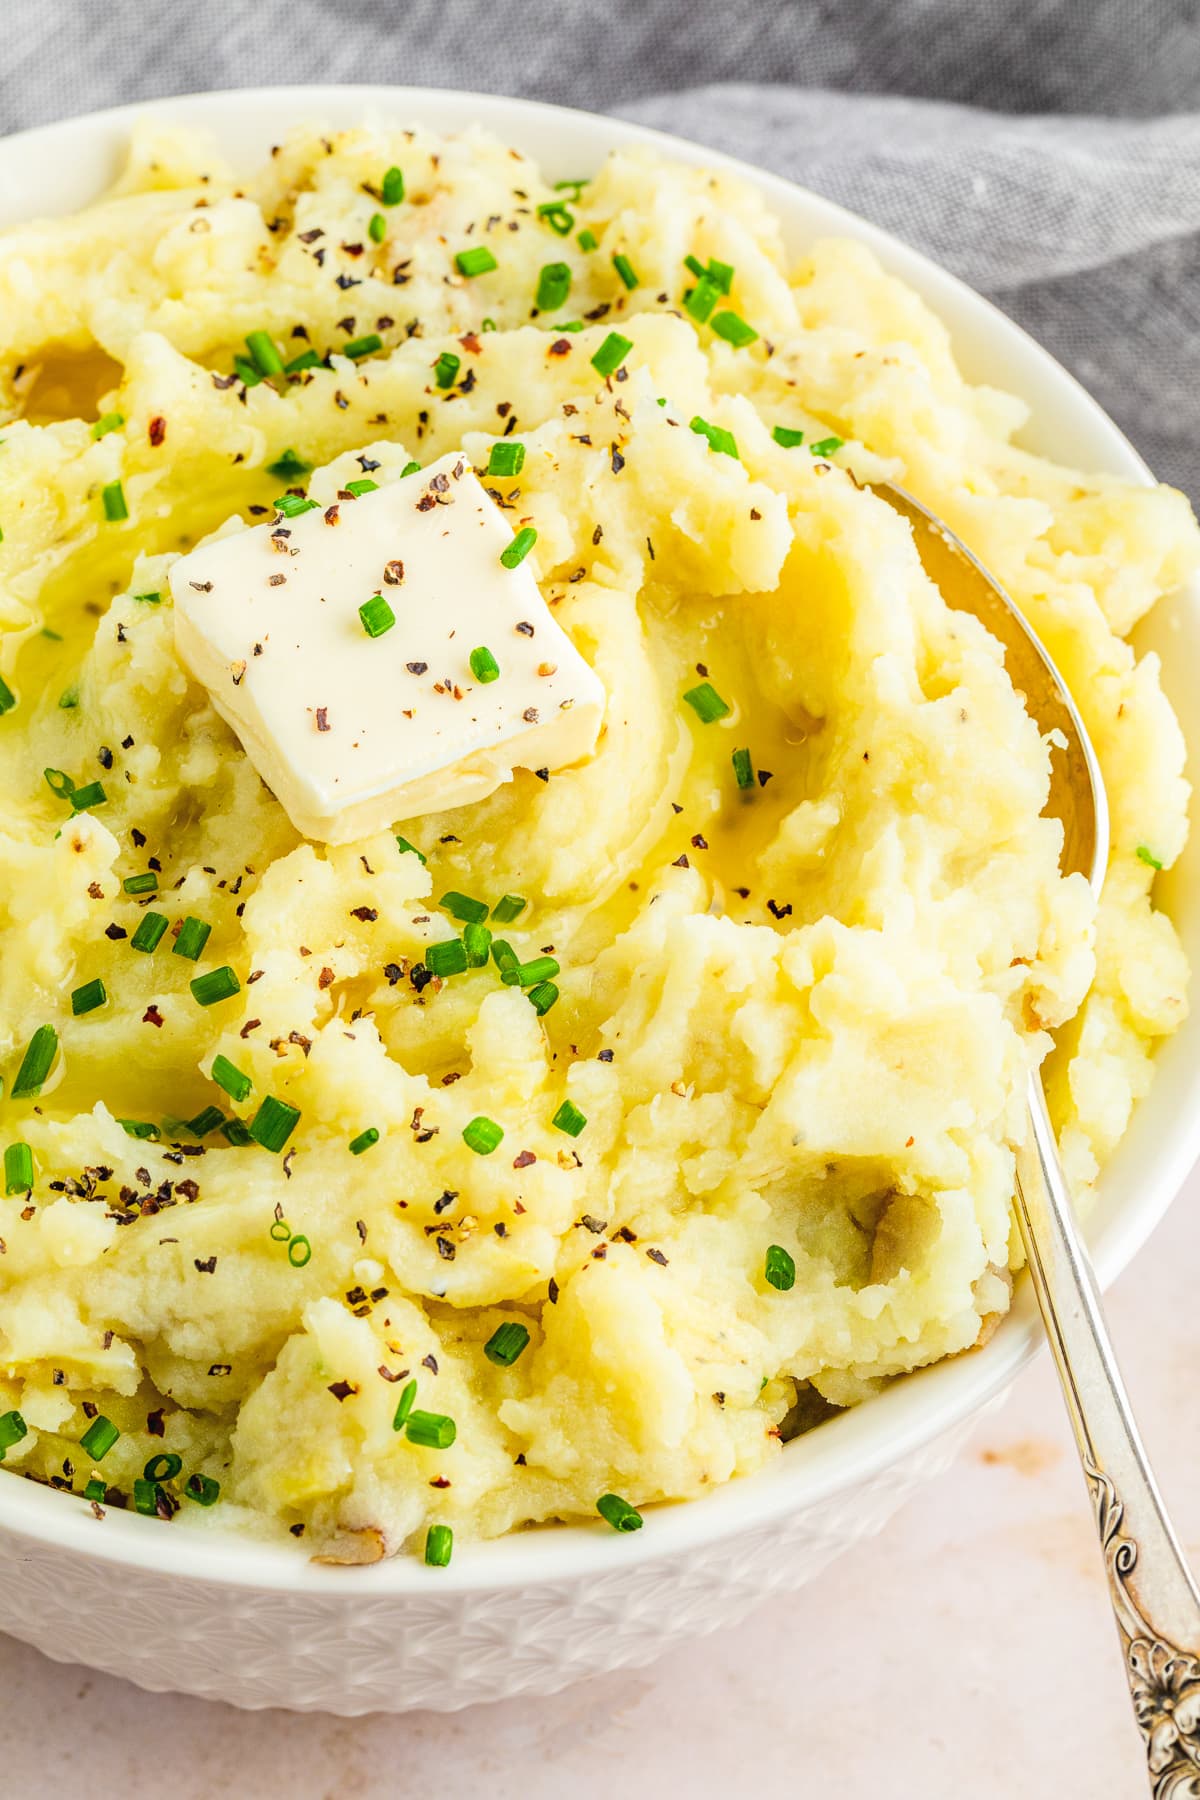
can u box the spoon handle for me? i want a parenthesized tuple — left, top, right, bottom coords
(1018, 1074, 1200, 1792)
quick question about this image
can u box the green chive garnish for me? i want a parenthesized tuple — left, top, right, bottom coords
(690, 417, 739, 459)
(266, 448, 313, 480)
(119, 1119, 160, 1141)
(11, 1024, 58, 1099)
(84, 1478, 107, 1502)
(577, 228, 598, 252)
(1137, 845, 1163, 870)
(612, 253, 639, 290)
(92, 411, 124, 439)
(536, 201, 574, 235)
(427, 938, 469, 979)
(123, 873, 158, 895)
(222, 1118, 253, 1145)
(4, 1142, 33, 1195)
(343, 334, 383, 360)
(349, 1127, 379, 1156)
(463, 1116, 503, 1156)
(71, 977, 107, 1016)
(130, 911, 169, 953)
(396, 835, 426, 863)
(684, 682, 731, 723)
(44, 767, 73, 801)
(552, 1100, 587, 1137)
(245, 330, 284, 377)
(684, 277, 721, 324)
(0, 1410, 27, 1457)
(359, 594, 396, 638)
(591, 331, 633, 377)
(809, 436, 843, 457)
(764, 1244, 796, 1291)
(70, 781, 107, 813)
(500, 527, 537, 569)
(685, 254, 733, 295)
(392, 1379, 418, 1431)
(343, 478, 377, 496)
(491, 893, 527, 924)
(406, 1411, 457, 1450)
(772, 425, 805, 449)
(490, 939, 519, 978)
(528, 981, 558, 1016)
(132, 590, 163, 606)
(487, 442, 525, 478)
(273, 492, 317, 518)
(185, 1473, 221, 1506)
(400, 460, 421, 477)
(58, 684, 79, 710)
(711, 311, 757, 347)
(462, 922, 492, 967)
(732, 746, 754, 789)
(232, 354, 263, 387)
(425, 1524, 453, 1567)
(536, 262, 571, 312)
(133, 1479, 162, 1516)
(249, 1094, 300, 1153)
(455, 246, 498, 277)
(144, 1451, 183, 1482)
(190, 966, 241, 1007)
(101, 481, 128, 523)
(469, 645, 500, 684)
(440, 892, 489, 925)
(284, 349, 321, 374)
(188, 1106, 225, 1138)
(211, 1054, 252, 1104)
(173, 917, 212, 961)
(502, 955, 559, 989)
(80, 1416, 119, 1461)
(433, 350, 461, 389)
(0, 676, 15, 716)
(484, 1321, 531, 1366)
(597, 1493, 643, 1532)
(288, 1234, 312, 1267)
(368, 211, 387, 244)
(381, 165, 405, 206)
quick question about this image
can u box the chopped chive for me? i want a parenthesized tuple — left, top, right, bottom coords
(132, 590, 163, 605)
(185, 1473, 221, 1506)
(381, 165, 405, 205)
(469, 645, 500, 684)
(480, 317, 497, 332)
(455, 246, 498, 277)
(0, 1410, 27, 1457)
(211, 1054, 251, 1104)
(591, 331, 633, 377)
(732, 746, 755, 789)
(491, 893, 527, 924)
(395, 835, 426, 863)
(577, 228, 598, 252)
(484, 1321, 531, 1366)
(92, 411, 124, 439)
(70, 781, 107, 813)
(684, 682, 731, 723)
(491, 939, 519, 978)
(101, 481, 128, 523)
(122, 872, 158, 895)
(711, 311, 758, 347)
(232, 355, 262, 387)
(80, 1415, 119, 1461)
(349, 1127, 379, 1156)
(536, 202, 574, 235)
(273, 492, 318, 518)
(500, 527, 537, 569)
(487, 441, 526, 477)
(462, 921, 492, 967)
(368, 210, 387, 244)
(0, 675, 15, 715)
(463, 1115, 503, 1156)
(597, 1493, 643, 1532)
(359, 594, 396, 638)
(190, 965, 241, 1007)
(266, 448, 313, 480)
(144, 1451, 183, 1483)
(764, 1243, 796, 1291)
(772, 425, 805, 449)
(343, 477, 378, 497)
(284, 349, 321, 374)
(554, 177, 589, 197)
(427, 938, 469, 979)
(84, 1478, 107, 1502)
(173, 917, 212, 961)
(425, 1524, 453, 1566)
(269, 1218, 293, 1242)
(502, 955, 559, 989)
(809, 436, 844, 457)
(684, 254, 733, 295)
(440, 891, 489, 925)
(343, 334, 383, 360)
(406, 1411, 457, 1450)
(71, 977, 108, 1016)
(612, 253, 639, 290)
(119, 1118, 160, 1141)
(287, 1234, 312, 1267)
(11, 1024, 58, 1099)
(58, 685, 79, 710)
(221, 1118, 254, 1146)
(690, 416, 739, 459)
(44, 767, 73, 801)
(552, 1100, 587, 1137)
(392, 1378, 418, 1431)
(528, 980, 558, 1016)
(245, 330, 283, 377)
(187, 1106, 225, 1138)
(684, 276, 721, 324)
(400, 460, 421, 477)
(1137, 845, 1163, 870)
(4, 1142, 33, 1195)
(130, 911, 169, 953)
(433, 350, 461, 389)
(535, 262, 572, 312)
(133, 1479, 163, 1517)
(552, 319, 584, 332)
(248, 1094, 300, 1153)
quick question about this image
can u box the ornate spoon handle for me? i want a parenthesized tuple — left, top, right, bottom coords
(1017, 1073, 1200, 1795)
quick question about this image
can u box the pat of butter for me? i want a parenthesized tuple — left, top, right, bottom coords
(168, 453, 605, 843)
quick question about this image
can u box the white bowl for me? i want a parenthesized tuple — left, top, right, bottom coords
(2, 85, 1198, 1717)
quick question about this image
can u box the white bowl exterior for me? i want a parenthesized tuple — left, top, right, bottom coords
(1, 85, 1198, 1714)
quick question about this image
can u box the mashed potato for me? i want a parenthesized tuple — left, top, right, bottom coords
(0, 122, 1191, 1560)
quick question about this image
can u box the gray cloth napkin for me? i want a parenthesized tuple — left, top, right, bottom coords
(4, 0, 1200, 502)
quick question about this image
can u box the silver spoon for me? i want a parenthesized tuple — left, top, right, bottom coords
(877, 483, 1200, 1795)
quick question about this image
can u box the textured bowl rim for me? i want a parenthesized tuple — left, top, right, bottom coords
(1, 81, 1198, 1598)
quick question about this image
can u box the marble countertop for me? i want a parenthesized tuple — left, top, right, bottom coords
(5, 1158, 1197, 1798)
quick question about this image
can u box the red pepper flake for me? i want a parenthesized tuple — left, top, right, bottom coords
(672, 854, 690, 869)
(324, 504, 340, 525)
(547, 1277, 560, 1303)
(148, 416, 167, 447)
(147, 1409, 166, 1437)
(513, 1150, 536, 1169)
(319, 966, 335, 989)
(549, 337, 572, 356)
(240, 1018, 262, 1038)
(194, 1255, 217, 1273)
(766, 899, 792, 919)
(143, 1005, 164, 1027)
(383, 559, 405, 585)
(327, 1380, 359, 1401)
(316, 707, 331, 732)
(691, 834, 708, 850)
(646, 1247, 668, 1266)
(268, 574, 286, 587)
(351, 906, 378, 922)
